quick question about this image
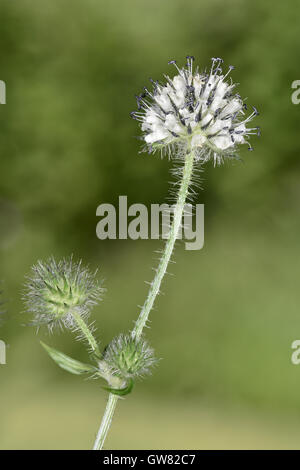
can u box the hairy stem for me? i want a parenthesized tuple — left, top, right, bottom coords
(93, 146, 195, 450)
(71, 310, 100, 356)
(132, 146, 195, 339)
(93, 393, 119, 450)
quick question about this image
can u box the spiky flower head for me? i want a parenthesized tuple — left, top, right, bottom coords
(24, 256, 103, 332)
(131, 56, 260, 165)
(103, 334, 157, 380)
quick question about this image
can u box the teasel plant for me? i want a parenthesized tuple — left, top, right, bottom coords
(23, 56, 259, 450)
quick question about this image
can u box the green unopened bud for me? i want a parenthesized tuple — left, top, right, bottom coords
(103, 333, 158, 380)
(24, 256, 103, 332)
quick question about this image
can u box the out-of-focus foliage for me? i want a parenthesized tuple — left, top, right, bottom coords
(0, 0, 300, 449)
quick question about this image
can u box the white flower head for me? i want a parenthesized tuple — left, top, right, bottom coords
(131, 57, 260, 165)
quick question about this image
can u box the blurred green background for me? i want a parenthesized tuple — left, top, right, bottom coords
(0, 0, 300, 449)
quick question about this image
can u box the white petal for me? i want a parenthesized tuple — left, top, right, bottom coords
(144, 111, 161, 126)
(200, 112, 213, 128)
(145, 128, 169, 144)
(193, 74, 205, 96)
(220, 98, 242, 117)
(209, 96, 226, 113)
(234, 123, 247, 143)
(235, 123, 246, 133)
(202, 75, 218, 100)
(141, 122, 150, 131)
(206, 119, 225, 135)
(173, 75, 186, 93)
(169, 89, 185, 108)
(155, 92, 172, 112)
(211, 135, 233, 150)
(215, 80, 229, 99)
(179, 108, 190, 119)
(234, 134, 246, 144)
(164, 114, 182, 134)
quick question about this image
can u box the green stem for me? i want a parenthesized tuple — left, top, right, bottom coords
(132, 147, 195, 339)
(71, 310, 100, 356)
(93, 393, 119, 450)
(93, 146, 195, 450)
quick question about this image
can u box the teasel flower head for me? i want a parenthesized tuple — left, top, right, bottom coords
(24, 256, 103, 332)
(131, 56, 260, 165)
(102, 334, 158, 380)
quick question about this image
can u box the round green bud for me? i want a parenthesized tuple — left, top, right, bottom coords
(24, 256, 103, 331)
(103, 333, 157, 380)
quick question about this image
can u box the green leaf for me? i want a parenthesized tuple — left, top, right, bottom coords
(40, 341, 96, 375)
